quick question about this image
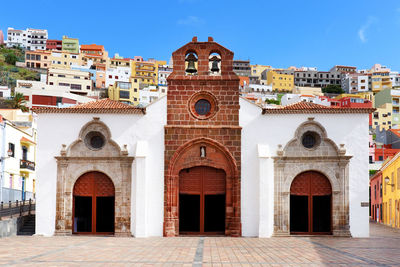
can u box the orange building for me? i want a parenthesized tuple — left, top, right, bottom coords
(80, 44, 108, 65)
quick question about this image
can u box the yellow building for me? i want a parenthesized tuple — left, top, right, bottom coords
(49, 51, 82, 69)
(108, 80, 140, 106)
(381, 153, 400, 228)
(335, 92, 374, 102)
(250, 64, 271, 79)
(372, 103, 392, 130)
(47, 68, 93, 95)
(266, 70, 294, 92)
(372, 72, 392, 93)
(131, 60, 158, 86)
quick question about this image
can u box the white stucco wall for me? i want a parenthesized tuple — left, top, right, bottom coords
(36, 97, 166, 236)
(240, 98, 370, 237)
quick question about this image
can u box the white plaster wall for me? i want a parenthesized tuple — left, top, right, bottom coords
(36, 97, 166, 236)
(239, 98, 370, 237)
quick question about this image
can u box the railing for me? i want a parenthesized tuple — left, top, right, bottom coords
(0, 199, 35, 219)
(20, 159, 35, 171)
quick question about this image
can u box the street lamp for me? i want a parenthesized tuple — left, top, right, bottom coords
(384, 176, 395, 187)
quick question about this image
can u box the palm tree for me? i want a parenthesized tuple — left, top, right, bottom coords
(7, 92, 28, 112)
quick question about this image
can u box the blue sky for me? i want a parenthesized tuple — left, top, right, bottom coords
(1, 0, 400, 71)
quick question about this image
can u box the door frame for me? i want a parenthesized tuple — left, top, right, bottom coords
(72, 172, 115, 235)
(178, 166, 226, 235)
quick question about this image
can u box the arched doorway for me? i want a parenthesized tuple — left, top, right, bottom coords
(73, 171, 115, 234)
(290, 171, 332, 235)
(179, 166, 226, 235)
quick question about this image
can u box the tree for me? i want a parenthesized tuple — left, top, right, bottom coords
(322, 84, 344, 94)
(5, 53, 17, 65)
(6, 92, 29, 112)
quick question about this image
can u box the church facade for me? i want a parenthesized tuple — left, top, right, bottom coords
(35, 38, 372, 238)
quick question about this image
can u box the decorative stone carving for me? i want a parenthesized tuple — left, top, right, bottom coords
(54, 118, 134, 236)
(273, 119, 352, 236)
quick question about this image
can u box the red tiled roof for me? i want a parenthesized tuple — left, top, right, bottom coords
(32, 99, 146, 114)
(262, 101, 375, 114)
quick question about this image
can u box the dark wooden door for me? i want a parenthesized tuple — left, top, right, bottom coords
(290, 171, 332, 235)
(73, 172, 115, 234)
(179, 166, 226, 235)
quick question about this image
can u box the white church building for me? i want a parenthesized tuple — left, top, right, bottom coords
(34, 38, 373, 238)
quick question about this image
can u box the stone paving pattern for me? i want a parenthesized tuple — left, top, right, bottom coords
(0, 222, 399, 266)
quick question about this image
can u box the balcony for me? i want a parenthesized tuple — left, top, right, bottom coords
(20, 159, 35, 171)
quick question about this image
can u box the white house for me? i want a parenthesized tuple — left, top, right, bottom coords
(6, 28, 48, 51)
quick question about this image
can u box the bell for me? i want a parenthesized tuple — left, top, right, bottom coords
(185, 53, 197, 74)
(210, 56, 220, 72)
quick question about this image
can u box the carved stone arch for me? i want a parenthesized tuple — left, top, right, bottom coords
(283, 119, 341, 158)
(67, 118, 122, 157)
(164, 137, 241, 237)
(274, 118, 352, 237)
(54, 117, 134, 236)
(283, 168, 340, 195)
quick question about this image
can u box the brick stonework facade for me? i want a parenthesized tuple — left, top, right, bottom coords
(164, 37, 242, 236)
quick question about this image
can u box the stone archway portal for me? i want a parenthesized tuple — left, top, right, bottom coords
(179, 166, 226, 235)
(73, 171, 115, 234)
(290, 171, 332, 235)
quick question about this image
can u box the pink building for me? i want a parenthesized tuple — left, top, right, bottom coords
(370, 171, 382, 223)
(0, 30, 4, 45)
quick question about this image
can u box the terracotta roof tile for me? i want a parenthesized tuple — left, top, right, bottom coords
(262, 101, 375, 114)
(32, 99, 145, 114)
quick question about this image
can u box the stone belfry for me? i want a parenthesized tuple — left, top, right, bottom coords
(164, 37, 241, 236)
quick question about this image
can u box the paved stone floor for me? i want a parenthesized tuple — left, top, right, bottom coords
(0, 222, 399, 266)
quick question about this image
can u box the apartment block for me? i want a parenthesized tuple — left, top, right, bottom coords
(233, 60, 251, 77)
(262, 70, 294, 92)
(342, 73, 370, 93)
(25, 50, 51, 70)
(62, 36, 79, 54)
(6, 27, 48, 50)
(50, 51, 82, 69)
(158, 64, 173, 86)
(131, 60, 158, 86)
(372, 72, 392, 93)
(47, 68, 93, 95)
(80, 44, 108, 65)
(46, 39, 62, 51)
(108, 80, 140, 105)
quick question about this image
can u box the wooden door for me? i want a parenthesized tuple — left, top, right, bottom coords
(290, 171, 332, 235)
(179, 166, 225, 235)
(73, 172, 115, 234)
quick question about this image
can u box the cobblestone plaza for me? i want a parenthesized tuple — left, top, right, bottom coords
(0, 222, 399, 266)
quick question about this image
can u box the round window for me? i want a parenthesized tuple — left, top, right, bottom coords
(301, 131, 319, 149)
(194, 99, 211, 115)
(84, 131, 105, 150)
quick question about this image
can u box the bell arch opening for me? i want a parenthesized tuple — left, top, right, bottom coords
(73, 171, 115, 234)
(290, 171, 332, 235)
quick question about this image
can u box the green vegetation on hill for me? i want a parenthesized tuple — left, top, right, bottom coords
(0, 45, 40, 89)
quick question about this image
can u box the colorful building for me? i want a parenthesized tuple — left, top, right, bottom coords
(80, 44, 108, 65)
(62, 36, 79, 54)
(372, 72, 392, 93)
(263, 70, 294, 92)
(49, 51, 82, 69)
(131, 60, 158, 86)
(372, 103, 392, 130)
(370, 171, 383, 223)
(338, 97, 372, 108)
(108, 80, 139, 105)
(25, 50, 51, 70)
(47, 68, 93, 95)
(380, 153, 400, 228)
(46, 39, 62, 51)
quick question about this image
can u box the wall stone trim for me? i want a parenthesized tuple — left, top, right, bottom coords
(273, 118, 352, 236)
(54, 118, 134, 236)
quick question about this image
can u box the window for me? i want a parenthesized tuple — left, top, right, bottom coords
(8, 143, 15, 157)
(86, 85, 91, 89)
(119, 91, 130, 99)
(59, 83, 70, 86)
(379, 155, 383, 161)
(74, 76, 80, 79)
(380, 183, 382, 197)
(109, 75, 112, 78)
(70, 84, 82, 90)
(58, 74, 66, 78)
(22, 146, 28, 160)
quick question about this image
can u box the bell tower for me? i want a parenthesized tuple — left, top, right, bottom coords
(164, 37, 241, 236)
